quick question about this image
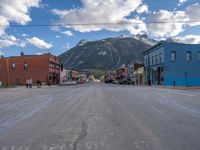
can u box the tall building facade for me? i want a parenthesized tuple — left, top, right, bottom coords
(144, 42, 200, 86)
(0, 53, 60, 85)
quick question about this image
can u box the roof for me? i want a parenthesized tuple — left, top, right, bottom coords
(143, 41, 200, 54)
(143, 42, 163, 54)
(0, 53, 58, 59)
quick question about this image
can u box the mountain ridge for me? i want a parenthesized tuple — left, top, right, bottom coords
(58, 37, 153, 71)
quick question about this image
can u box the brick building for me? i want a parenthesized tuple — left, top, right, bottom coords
(0, 53, 60, 85)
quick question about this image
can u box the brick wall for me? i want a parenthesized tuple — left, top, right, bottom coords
(0, 54, 60, 85)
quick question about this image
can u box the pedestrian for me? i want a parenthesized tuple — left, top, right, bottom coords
(25, 78, 29, 88)
(36, 80, 42, 88)
(29, 78, 33, 88)
(39, 80, 42, 88)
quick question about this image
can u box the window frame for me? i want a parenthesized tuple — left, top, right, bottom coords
(159, 52, 162, 62)
(186, 51, 192, 62)
(24, 62, 28, 69)
(11, 62, 16, 70)
(155, 54, 158, 64)
(152, 55, 154, 65)
(170, 51, 176, 62)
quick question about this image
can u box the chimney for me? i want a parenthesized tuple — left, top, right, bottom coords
(20, 50, 24, 56)
(0, 55, 3, 58)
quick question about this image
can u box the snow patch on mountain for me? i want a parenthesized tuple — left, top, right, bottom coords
(134, 34, 158, 46)
(77, 39, 88, 46)
(98, 51, 107, 56)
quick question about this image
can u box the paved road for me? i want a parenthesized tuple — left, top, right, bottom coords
(0, 84, 200, 150)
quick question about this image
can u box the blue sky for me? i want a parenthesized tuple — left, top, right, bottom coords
(0, 0, 200, 57)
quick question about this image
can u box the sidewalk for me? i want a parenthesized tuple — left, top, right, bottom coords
(149, 85, 200, 91)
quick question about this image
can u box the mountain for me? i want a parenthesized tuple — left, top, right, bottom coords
(164, 37, 182, 43)
(133, 34, 158, 46)
(59, 37, 152, 71)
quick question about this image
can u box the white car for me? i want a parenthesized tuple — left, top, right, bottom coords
(62, 81, 77, 86)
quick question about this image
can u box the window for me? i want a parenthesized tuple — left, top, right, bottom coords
(152, 56, 154, 65)
(155, 54, 158, 64)
(145, 58, 148, 66)
(11, 63, 16, 69)
(186, 51, 191, 62)
(159, 53, 162, 62)
(170, 51, 176, 62)
(24, 62, 28, 69)
(198, 51, 200, 61)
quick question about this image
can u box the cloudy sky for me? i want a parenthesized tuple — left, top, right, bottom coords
(0, 0, 200, 57)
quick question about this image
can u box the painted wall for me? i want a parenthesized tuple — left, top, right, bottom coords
(144, 43, 164, 84)
(163, 42, 200, 86)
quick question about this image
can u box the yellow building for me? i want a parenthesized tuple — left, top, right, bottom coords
(134, 67, 144, 85)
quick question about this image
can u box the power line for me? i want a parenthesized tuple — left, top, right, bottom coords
(0, 20, 200, 28)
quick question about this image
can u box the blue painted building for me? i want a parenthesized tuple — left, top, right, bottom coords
(144, 42, 200, 86)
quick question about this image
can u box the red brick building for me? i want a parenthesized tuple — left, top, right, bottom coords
(0, 53, 60, 85)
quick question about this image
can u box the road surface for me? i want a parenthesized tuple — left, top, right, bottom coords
(0, 84, 200, 150)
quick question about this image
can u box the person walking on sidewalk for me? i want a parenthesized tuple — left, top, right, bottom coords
(25, 78, 29, 88)
(36, 80, 42, 88)
(29, 78, 33, 88)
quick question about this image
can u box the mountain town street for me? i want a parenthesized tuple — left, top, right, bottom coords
(0, 84, 200, 150)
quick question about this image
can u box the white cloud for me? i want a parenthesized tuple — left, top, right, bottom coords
(186, 3, 200, 26)
(178, 0, 187, 6)
(52, 0, 143, 34)
(36, 52, 47, 55)
(51, 0, 200, 39)
(175, 35, 200, 44)
(0, 51, 4, 56)
(0, 0, 41, 36)
(56, 35, 60, 38)
(22, 33, 28, 37)
(27, 37, 53, 49)
(146, 10, 189, 37)
(145, 3, 200, 38)
(0, 35, 26, 48)
(61, 30, 74, 36)
(136, 4, 148, 14)
(0, 39, 13, 47)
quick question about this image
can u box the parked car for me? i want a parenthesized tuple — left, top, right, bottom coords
(113, 80, 119, 84)
(62, 81, 77, 86)
(78, 80, 85, 84)
(71, 81, 77, 85)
